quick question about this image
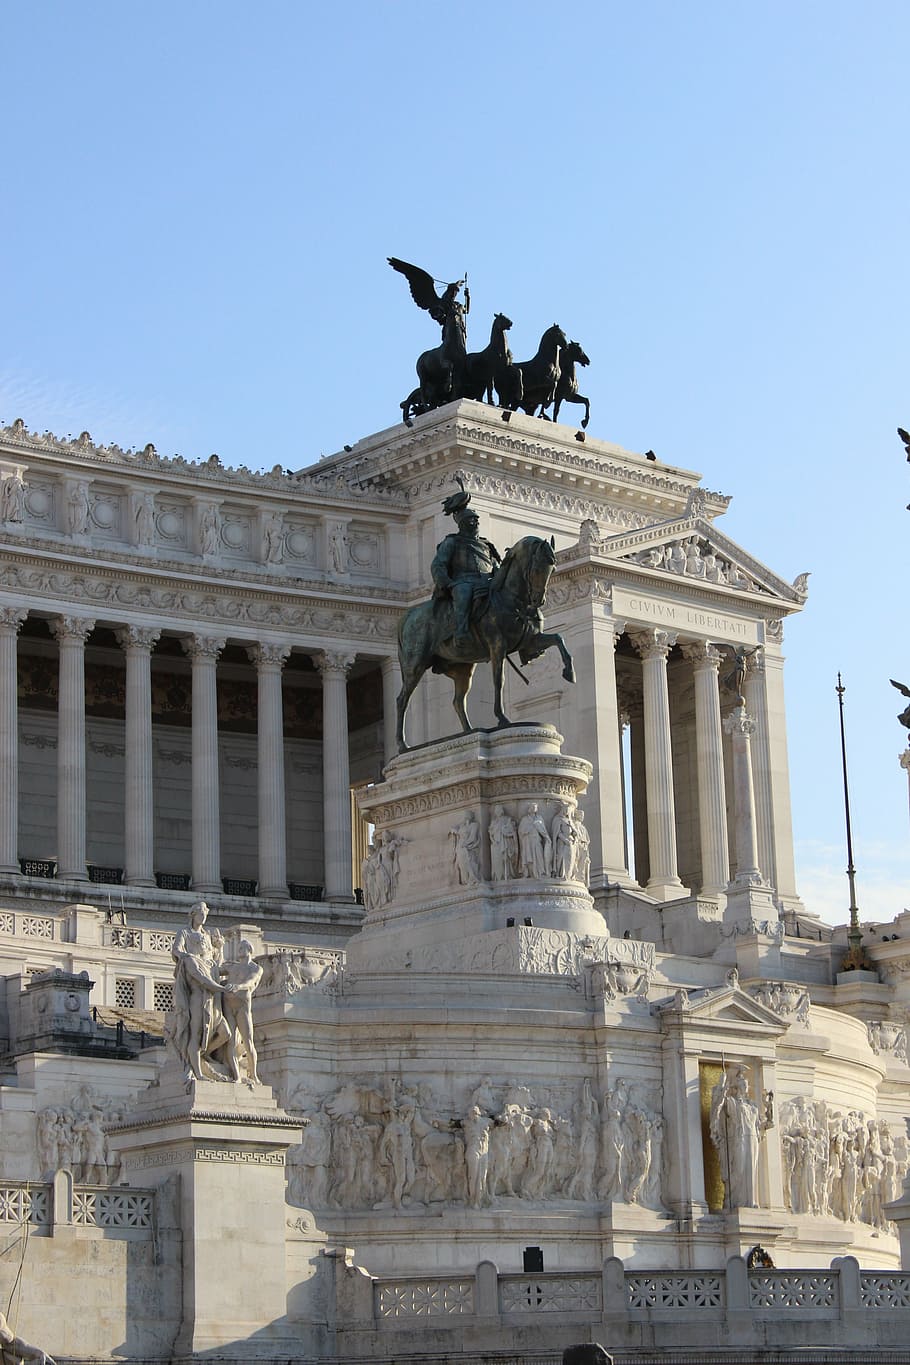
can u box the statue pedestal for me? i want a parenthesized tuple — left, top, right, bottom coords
(350, 725, 605, 970)
(110, 1060, 302, 1359)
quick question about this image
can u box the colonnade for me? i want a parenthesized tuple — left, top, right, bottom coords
(0, 609, 403, 900)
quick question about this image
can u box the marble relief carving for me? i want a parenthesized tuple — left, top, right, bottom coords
(780, 1097, 908, 1230)
(285, 1074, 666, 1214)
(361, 831, 405, 911)
(0, 471, 27, 522)
(36, 1084, 125, 1184)
(709, 1066, 772, 1209)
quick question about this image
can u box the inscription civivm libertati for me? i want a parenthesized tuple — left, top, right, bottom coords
(612, 587, 760, 644)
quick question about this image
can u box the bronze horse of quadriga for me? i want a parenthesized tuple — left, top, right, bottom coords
(395, 535, 575, 752)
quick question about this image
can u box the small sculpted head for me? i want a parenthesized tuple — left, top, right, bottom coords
(190, 901, 209, 928)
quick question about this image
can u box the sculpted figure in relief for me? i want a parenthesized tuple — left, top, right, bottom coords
(217, 939, 264, 1083)
(287, 1108, 332, 1208)
(379, 1101, 417, 1209)
(450, 811, 482, 885)
(463, 1105, 493, 1208)
(572, 808, 591, 885)
(550, 803, 577, 880)
(134, 492, 155, 545)
(264, 511, 284, 564)
(199, 504, 220, 555)
(709, 1066, 769, 1210)
(67, 481, 90, 535)
(329, 522, 349, 574)
(0, 472, 26, 523)
(518, 802, 552, 879)
(488, 804, 518, 881)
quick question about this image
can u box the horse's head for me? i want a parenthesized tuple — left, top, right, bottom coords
(500, 535, 557, 610)
(541, 323, 568, 353)
(566, 341, 590, 366)
(494, 313, 513, 331)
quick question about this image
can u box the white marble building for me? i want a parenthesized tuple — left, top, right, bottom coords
(0, 401, 909, 1363)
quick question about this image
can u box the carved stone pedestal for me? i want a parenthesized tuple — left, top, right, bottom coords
(109, 1061, 302, 1360)
(350, 725, 605, 969)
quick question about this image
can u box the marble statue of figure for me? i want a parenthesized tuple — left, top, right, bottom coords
(550, 803, 577, 880)
(709, 1066, 767, 1209)
(217, 939, 263, 1083)
(462, 1105, 493, 1208)
(67, 481, 90, 535)
(134, 492, 155, 545)
(361, 840, 383, 910)
(572, 808, 590, 885)
(488, 804, 518, 881)
(379, 1102, 416, 1209)
(169, 901, 233, 1083)
(74, 1112, 108, 1184)
(0, 1311, 56, 1365)
(450, 811, 481, 885)
(0, 472, 26, 523)
(598, 1080, 627, 1201)
(200, 504, 220, 555)
(622, 1104, 652, 1204)
(329, 522, 348, 574)
(36, 1108, 60, 1179)
(518, 802, 552, 879)
(362, 830, 403, 909)
(264, 511, 284, 564)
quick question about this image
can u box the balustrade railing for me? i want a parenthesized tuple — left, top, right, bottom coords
(0, 1180, 154, 1235)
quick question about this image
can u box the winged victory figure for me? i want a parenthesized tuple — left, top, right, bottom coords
(388, 257, 470, 424)
(890, 679, 910, 733)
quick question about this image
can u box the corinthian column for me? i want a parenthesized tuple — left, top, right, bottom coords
(316, 650, 356, 901)
(0, 608, 27, 872)
(247, 642, 291, 898)
(52, 615, 95, 881)
(681, 641, 730, 897)
(182, 634, 225, 894)
(723, 704, 764, 887)
(629, 628, 684, 900)
(116, 625, 160, 886)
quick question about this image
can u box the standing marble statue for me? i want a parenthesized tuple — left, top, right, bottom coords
(0, 472, 26, 523)
(67, 481, 90, 535)
(550, 803, 577, 880)
(572, 809, 591, 885)
(169, 902, 262, 1084)
(450, 811, 482, 885)
(518, 802, 552, 879)
(488, 805, 519, 881)
(709, 1066, 770, 1209)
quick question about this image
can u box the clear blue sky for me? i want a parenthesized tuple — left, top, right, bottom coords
(2, 1, 908, 925)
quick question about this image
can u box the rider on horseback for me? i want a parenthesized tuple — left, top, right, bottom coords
(431, 487, 501, 651)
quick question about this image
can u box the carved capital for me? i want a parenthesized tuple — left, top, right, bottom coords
(181, 634, 226, 664)
(115, 625, 161, 654)
(723, 704, 757, 738)
(680, 640, 723, 670)
(315, 649, 356, 679)
(51, 615, 95, 645)
(247, 642, 291, 670)
(628, 627, 676, 661)
(0, 607, 28, 634)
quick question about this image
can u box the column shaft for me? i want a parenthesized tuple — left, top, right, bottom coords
(0, 609, 27, 872)
(743, 649, 776, 893)
(52, 616, 95, 881)
(630, 628, 684, 900)
(683, 642, 730, 897)
(183, 636, 225, 894)
(723, 704, 763, 886)
(248, 643, 291, 898)
(117, 627, 160, 886)
(317, 650, 355, 901)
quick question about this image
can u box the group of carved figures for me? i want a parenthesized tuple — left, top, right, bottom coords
(285, 1075, 665, 1213)
(635, 537, 758, 590)
(166, 901, 263, 1084)
(36, 1087, 122, 1185)
(362, 802, 590, 908)
(780, 1097, 908, 1230)
(388, 260, 591, 428)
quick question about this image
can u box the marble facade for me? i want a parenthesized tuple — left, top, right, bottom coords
(0, 402, 909, 1362)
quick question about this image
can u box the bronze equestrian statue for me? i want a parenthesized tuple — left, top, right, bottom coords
(395, 484, 575, 751)
(389, 258, 469, 425)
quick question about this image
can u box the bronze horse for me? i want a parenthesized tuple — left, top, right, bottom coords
(400, 302, 468, 426)
(551, 340, 591, 428)
(496, 323, 567, 419)
(462, 312, 513, 404)
(395, 535, 575, 751)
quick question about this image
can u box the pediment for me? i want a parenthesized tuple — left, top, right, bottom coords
(600, 516, 807, 605)
(661, 986, 789, 1028)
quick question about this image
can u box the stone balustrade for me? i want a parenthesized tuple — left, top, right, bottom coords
(336, 1255, 910, 1356)
(0, 1177, 154, 1236)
